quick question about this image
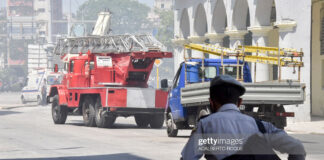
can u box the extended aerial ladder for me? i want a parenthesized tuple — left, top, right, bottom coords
(183, 43, 303, 82)
(55, 11, 166, 63)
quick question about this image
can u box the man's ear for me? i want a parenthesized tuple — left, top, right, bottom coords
(237, 98, 243, 107)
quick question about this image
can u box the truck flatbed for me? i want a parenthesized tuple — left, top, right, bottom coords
(181, 81, 305, 107)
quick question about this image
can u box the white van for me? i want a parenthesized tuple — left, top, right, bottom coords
(21, 70, 62, 104)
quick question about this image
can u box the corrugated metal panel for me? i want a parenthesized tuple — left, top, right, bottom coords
(181, 81, 305, 106)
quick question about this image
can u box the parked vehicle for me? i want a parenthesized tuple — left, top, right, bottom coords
(21, 69, 62, 105)
(166, 57, 305, 137)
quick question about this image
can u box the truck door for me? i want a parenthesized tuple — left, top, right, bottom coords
(67, 60, 74, 88)
(169, 64, 185, 120)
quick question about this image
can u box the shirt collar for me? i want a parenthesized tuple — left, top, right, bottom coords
(217, 103, 240, 112)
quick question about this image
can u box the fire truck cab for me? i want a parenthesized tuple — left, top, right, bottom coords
(48, 50, 172, 128)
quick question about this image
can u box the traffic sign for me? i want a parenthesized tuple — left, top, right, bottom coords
(154, 59, 163, 67)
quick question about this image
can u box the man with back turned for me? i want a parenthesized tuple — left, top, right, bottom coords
(181, 75, 306, 160)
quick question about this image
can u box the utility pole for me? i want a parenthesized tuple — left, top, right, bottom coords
(68, 0, 72, 36)
(48, 0, 53, 43)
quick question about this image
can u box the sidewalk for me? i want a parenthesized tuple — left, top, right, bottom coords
(285, 116, 324, 134)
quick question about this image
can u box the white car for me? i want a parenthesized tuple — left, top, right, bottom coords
(21, 70, 62, 105)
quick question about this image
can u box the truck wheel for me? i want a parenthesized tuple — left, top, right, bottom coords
(134, 114, 149, 128)
(149, 114, 164, 129)
(21, 96, 26, 104)
(37, 96, 42, 105)
(82, 96, 97, 127)
(166, 112, 178, 137)
(52, 95, 68, 124)
(95, 97, 116, 128)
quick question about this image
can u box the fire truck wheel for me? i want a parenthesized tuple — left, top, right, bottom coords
(95, 97, 116, 128)
(52, 95, 68, 124)
(134, 115, 150, 128)
(166, 111, 178, 137)
(149, 114, 164, 129)
(82, 96, 97, 127)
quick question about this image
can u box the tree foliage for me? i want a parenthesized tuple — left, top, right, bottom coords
(76, 0, 151, 34)
(155, 9, 174, 51)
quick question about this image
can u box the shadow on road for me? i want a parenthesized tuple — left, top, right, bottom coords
(0, 153, 149, 160)
(0, 110, 21, 116)
(65, 120, 166, 130)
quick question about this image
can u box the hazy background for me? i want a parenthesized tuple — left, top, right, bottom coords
(0, 0, 154, 13)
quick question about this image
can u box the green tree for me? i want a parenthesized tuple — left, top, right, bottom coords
(76, 0, 151, 34)
(155, 9, 174, 51)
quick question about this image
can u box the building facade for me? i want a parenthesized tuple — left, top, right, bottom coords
(6, 0, 64, 43)
(172, 0, 324, 121)
(1, 0, 64, 70)
(155, 0, 173, 10)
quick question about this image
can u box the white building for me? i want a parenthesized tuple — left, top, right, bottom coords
(33, 0, 64, 42)
(155, 0, 173, 10)
(6, 0, 64, 42)
(172, 0, 324, 121)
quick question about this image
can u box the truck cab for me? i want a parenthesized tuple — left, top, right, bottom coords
(166, 59, 251, 136)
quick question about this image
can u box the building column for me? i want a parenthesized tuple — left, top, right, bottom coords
(171, 38, 190, 74)
(205, 33, 226, 58)
(188, 36, 206, 58)
(248, 26, 273, 82)
(225, 30, 248, 48)
(274, 21, 298, 80)
(275, 20, 311, 123)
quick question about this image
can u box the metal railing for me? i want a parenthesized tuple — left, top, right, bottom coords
(54, 34, 166, 56)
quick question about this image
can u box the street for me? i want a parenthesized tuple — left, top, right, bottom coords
(0, 93, 323, 160)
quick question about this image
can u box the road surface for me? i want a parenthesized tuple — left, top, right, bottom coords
(0, 92, 323, 160)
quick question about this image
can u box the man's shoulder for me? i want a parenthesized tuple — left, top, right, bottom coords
(204, 111, 251, 120)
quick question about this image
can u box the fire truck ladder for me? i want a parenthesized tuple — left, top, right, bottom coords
(183, 43, 303, 82)
(54, 34, 166, 56)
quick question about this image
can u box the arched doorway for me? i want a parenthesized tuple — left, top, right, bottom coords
(180, 9, 190, 39)
(231, 0, 250, 48)
(194, 4, 208, 37)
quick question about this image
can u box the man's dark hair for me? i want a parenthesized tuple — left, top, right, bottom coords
(209, 84, 241, 105)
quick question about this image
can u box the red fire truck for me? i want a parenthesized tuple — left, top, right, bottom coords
(48, 35, 172, 128)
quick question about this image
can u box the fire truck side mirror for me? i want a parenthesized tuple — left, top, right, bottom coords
(161, 79, 168, 89)
(54, 64, 58, 73)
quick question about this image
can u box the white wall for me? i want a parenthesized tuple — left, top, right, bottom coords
(173, 0, 312, 122)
